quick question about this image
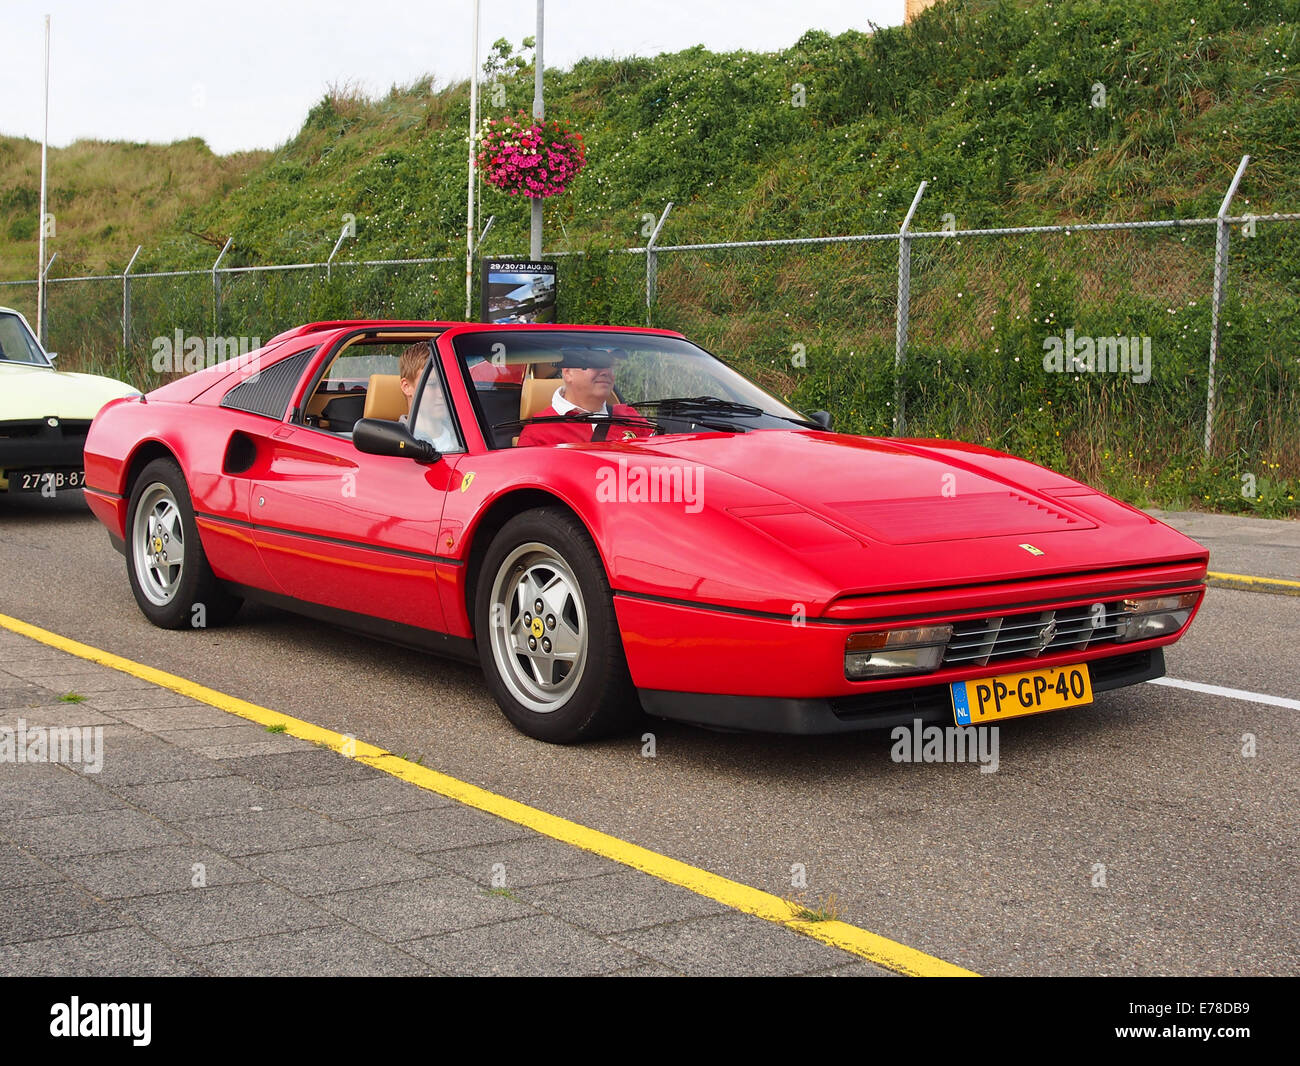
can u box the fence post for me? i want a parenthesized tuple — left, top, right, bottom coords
(326, 223, 353, 281)
(894, 181, 927, 435)
(211, 238, 233, 337)
(644, 202, 673, 327)
(122, 245, 142, 353)
(38, 252, 58, 349)
(1205, 155, 1250, 457)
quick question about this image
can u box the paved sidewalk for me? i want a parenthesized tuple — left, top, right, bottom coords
(0, 627, 886, 977)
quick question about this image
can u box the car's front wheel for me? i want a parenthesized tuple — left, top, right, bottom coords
(126, 458, 241, 629)
(475, 507, 640, 743)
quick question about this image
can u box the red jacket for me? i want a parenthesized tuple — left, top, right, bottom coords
(517, 404, 654, 447)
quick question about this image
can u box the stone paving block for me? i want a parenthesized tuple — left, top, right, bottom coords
(179, 925, 436, 977)
(82, 690, 208, 712)
(612, 912, 861, 977)
(77, 726, 235, 786)
(3, 808, 185, 859)
(49, 844, 261, 899)
(0, 842, 63, 889)
(109, 704, 253, 733)
(15, 671, 155, 693)
(0, 927, 207, 976)
(121, 883, 333, 947)
(153, 725, 315, 759)
(175, 807, 360, 857)
(518, 868, 731, 934)
(350, 805, 529, 853)
(113, 776, 289, 820)
(315, 874, 534, 941)
(405, 913, 642, 976)
(0, 704, 120, 728)
(219, 750, 381, 790)
(277, 776, 455, 819)
(0, 762, 126, 820)
(0, 883, 131, 945)
(240, 839, 441, 896)
(428, 835, 623, 889)
(0, 684, 68, 711)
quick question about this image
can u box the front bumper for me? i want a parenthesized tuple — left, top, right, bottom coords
(0, 418, 92, 486)
(638, 648, 1165, 734)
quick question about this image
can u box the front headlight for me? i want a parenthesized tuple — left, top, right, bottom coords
(1113, 593, 1199, 642)
(845, 625, 953, 679)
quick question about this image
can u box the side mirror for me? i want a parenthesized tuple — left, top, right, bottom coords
(809, 410, 833, 430)
(46, 352, 58, 362)
(353, 418, 441, 462)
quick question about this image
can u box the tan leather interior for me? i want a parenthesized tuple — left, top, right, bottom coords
(520, 376, 561, 422)
(363, 374, 408, 421)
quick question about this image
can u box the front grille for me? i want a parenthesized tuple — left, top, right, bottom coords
(943, 601, 1122, 668)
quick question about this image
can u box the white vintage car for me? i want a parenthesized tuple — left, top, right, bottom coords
(0, 306, 140, 495)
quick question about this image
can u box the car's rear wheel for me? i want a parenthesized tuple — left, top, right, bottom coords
(126, 458, 241, 629)
(475, 507, 640, 743)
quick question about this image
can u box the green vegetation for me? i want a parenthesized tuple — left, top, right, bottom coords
(265, 722, 288, 733)
(1, 0, 1296, 513)
(59, 692, 86, 703)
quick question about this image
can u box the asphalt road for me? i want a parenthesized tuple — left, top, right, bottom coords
(2, 491, 1296, 976)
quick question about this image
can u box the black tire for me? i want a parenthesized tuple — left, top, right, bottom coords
(125, 457, 241, 629)
(474, 507, 641, 743)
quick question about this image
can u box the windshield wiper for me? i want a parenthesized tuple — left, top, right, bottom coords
(630, 396, 821, 429)
(629, 396, 763, 416)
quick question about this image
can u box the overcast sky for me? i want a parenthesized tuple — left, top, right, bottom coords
(3, 0, 901, 155)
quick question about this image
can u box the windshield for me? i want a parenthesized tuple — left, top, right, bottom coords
(453, 329, 813, 449)
(0, 312, 52, 366)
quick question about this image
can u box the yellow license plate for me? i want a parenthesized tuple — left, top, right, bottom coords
(951, 663, 1093, 725)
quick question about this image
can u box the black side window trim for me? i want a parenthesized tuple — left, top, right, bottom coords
(220, 347, 318, 421)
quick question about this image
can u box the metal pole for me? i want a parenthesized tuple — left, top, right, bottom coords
(530, 0, 544, 260)
(894, 180, 927, 435)
(644, 202, 673, 325)
(465, 0, 480, 320)
(39, 252, 57, 350)
(122, 244, 142, 352)
(212, 237, 232, 336)
(1205, 155, 1250, 457)
(37, 15, 50, 346)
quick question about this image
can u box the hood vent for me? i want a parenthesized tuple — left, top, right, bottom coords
(828, 491, 1091, 545)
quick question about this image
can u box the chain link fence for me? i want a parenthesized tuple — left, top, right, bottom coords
(4, 202, 1297, 494)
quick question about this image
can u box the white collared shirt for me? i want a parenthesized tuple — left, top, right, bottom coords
(550, 386, 608, 418)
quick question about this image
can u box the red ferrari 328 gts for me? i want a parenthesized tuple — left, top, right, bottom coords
(83, 320, 1208, 743)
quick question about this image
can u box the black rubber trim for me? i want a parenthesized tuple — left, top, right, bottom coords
(614, 581, 1203, 627)
(194, 510, 464, 566)
(226, 583, 478, 664)
(85, 486, 124, 499)
(637, 648, 1165, 735)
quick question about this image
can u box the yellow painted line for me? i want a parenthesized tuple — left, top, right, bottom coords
(1206, 571, 1300, 596)
(0, 610, 976, 977)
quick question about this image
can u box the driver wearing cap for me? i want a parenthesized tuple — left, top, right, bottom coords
(517, 347, 652, 447)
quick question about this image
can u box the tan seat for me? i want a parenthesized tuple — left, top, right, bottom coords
(363, 374, 408, 421)
(520, 376, 561, 422)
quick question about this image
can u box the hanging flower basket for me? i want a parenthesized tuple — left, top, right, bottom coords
(476, 112, 586, 199)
